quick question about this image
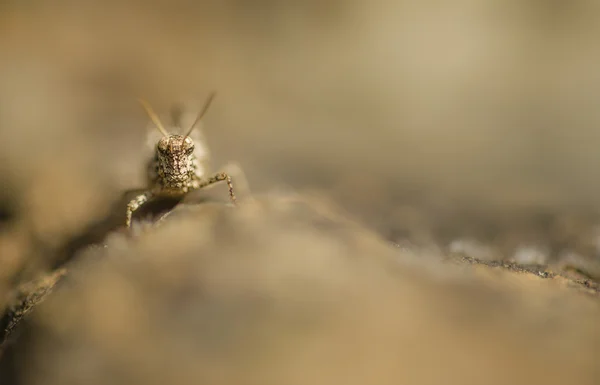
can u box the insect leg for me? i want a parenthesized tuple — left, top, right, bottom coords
(126, 191, 153, 227)
(195, 172, 237, 205)
(121, 188, 148, 202)
(218, 161, 253, 200)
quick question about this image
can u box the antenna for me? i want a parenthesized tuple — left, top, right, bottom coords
(185, 92, 216, 137)
(138, 98, 170, 137)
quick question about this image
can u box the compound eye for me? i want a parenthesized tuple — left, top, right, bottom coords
(184, 137, 194, 154)
(158, 138, 169, 152)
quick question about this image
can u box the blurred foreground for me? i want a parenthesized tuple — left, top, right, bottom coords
(2, 195, 600, 385)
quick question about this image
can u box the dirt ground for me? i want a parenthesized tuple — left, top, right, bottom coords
(1, 1, 600, 384)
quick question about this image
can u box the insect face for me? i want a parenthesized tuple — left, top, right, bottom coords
(156, 135, 197, 186)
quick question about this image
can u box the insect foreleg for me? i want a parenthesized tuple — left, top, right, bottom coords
(126, 191, 154, 227)
(218, 161, 252, 200)
(194, 172, 237, 205)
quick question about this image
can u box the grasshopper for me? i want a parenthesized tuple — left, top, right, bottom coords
(125, 93, 242, 227)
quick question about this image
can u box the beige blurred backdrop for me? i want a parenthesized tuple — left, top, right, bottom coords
(1, 0, 600, 279)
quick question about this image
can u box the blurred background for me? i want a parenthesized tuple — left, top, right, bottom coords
(1, 1, 600, 384)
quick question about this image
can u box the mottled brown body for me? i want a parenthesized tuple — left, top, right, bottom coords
(125, 96, 238, 227)
(151, 135, 199, 194)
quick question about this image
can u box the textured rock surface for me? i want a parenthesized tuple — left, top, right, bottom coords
(2, 195, 600, 385)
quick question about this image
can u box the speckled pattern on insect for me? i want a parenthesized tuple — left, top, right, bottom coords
(125, 93, 237, 227)
(154, 135, 199, 191)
